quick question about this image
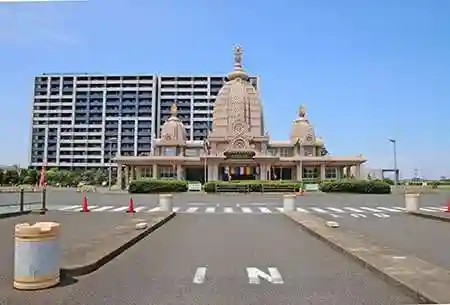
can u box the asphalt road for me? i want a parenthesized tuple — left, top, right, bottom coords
(314, 210, 450, 270)
(1, 189, 448, 219)
(2, 214, 417, 305)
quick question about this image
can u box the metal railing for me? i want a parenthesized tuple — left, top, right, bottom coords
(0, 188, 47, 215)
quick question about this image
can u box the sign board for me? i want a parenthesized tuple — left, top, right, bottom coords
(304, 184, 319, 192)
(188, 182, 202, 192)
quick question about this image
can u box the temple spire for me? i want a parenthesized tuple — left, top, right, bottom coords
(228, 45, 248, 80)
(170, 103, 177, 116)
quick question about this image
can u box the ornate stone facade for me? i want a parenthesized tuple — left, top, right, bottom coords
(115, 46, 366, 188)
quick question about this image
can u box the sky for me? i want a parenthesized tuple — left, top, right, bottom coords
(0, 0, 449, 179)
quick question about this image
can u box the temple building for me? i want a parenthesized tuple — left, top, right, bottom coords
(114, 46, 366, 188)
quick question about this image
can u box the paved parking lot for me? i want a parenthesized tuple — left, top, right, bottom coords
(1, 214, 418, 305)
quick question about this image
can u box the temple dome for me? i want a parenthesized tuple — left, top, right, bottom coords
(290, 105, 316, 144)
(210, 46, 264, 139)
(160, 104, 187, 141)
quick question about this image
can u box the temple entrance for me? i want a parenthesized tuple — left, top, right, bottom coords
(220, 166, 259, 181)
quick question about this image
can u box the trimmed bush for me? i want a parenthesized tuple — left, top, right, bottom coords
(129, 179, 188, 193)
(319, 179, 391, 194)
(204, 180, 302, 193)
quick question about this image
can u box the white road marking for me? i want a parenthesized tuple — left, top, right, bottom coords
(326, 207, 345, 213)
(241, 207, 253, 213)
(420, 207, 439, 212)
(134, 206, 147, 212)
(205, 207, 215, 213)
(112, 206, 129, 212)
(373, 213, 390, 218)
(172, 207, 180, 212)
(360, 207, 382, 212)
(91, 206, 114, 212)
(377, 207, 401, 212)
(276, 207, 283, 212)
(148, 207, 162, 212)
(224, 207, 234, 213)
(311, 207, 328, 213)
(344, 207, 364, 213)
(80, 205, 98, 211)
(246, 267, 284, 284)
(296, 208, 309, 213)
(350, 213, 367, 218)
(186, 207, 199, 213)
(259, 207, 272, 213)
(393, 206, 405, 211)
(58, 205, 80, 211)
(426, 207, 445, 211)
(329, 214, 340, 218)
(193, 267, 207, 284)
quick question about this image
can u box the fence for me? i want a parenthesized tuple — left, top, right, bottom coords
(0, 188, 47, 215)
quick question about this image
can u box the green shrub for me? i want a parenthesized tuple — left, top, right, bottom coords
(129, 179, 188, 193)
(204, 180, 302, 193)
(319, 180, 391, 194)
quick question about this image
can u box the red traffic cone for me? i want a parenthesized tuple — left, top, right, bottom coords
(126, 196, 135, 213)
(444, 198, 450, 213)
(81, 194, 90, 212)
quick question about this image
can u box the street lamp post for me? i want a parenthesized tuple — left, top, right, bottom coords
(388, 138, 398, 187)
(107, 138, 117, 190)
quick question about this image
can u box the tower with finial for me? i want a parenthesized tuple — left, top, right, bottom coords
(299, 105, 306, 118)
(228, 45, 248, 80)
(170, 103, 177, 116)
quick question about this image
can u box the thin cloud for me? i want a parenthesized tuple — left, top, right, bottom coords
(0, 4, 81, 46)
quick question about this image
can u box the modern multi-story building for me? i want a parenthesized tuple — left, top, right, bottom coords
(29, 73, 257, 169)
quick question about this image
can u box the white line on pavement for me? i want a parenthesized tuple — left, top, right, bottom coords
(311, 207, 328, 213)
(173, 207, 180, 212)
(241, 207, 252, 213)
(58, 205, 80, 211)
(326, 207, 345, 213)
(112, 206, 129, 212)
(91, 206, 114, 212)
(224, 207, 234, 213)
(193, 267, 207, 284)
(186, 207, 199, 213)
(148, 207, 162, 212)
(377, 207, 401, 212)
(134, 206, 148, 212)
(360, 207, 382, 212)
(344, 207, 364, 213)
(296, 208, 309, 213)
(205, 207, 215, 213)
(259, 207, 272, 213)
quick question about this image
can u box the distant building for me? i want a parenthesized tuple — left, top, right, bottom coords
(29, 73, 257, 169)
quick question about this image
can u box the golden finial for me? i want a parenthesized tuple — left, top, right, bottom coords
(299, 105, 306, 117)
(233, 45, 243, 65)
(170, 103, 177, 116)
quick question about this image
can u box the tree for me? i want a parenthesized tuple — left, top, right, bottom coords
(3, 170, 19, 185)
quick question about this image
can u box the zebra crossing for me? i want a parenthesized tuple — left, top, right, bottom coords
(50, 204, 447, 219)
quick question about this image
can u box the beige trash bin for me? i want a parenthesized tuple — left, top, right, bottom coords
(14, 222, 61, 290)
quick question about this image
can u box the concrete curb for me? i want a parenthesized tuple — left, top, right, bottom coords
(408, 211, 450, 223)
(0, 210, 31, 219)
(284, 211, 450, 304)
(61, 212, 176, 277)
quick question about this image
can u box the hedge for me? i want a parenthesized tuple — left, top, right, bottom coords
(128, 179, 188, 193)
(320, 180, 391, 194)
(204, 180, 302, 193)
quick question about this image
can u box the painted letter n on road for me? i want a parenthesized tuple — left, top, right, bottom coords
(246, 267, 284, 284)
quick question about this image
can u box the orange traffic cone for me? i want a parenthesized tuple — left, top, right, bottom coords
(81, 194, 89, 212)
(126, 196, 135, 213)
(444, 198, 450, 213)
